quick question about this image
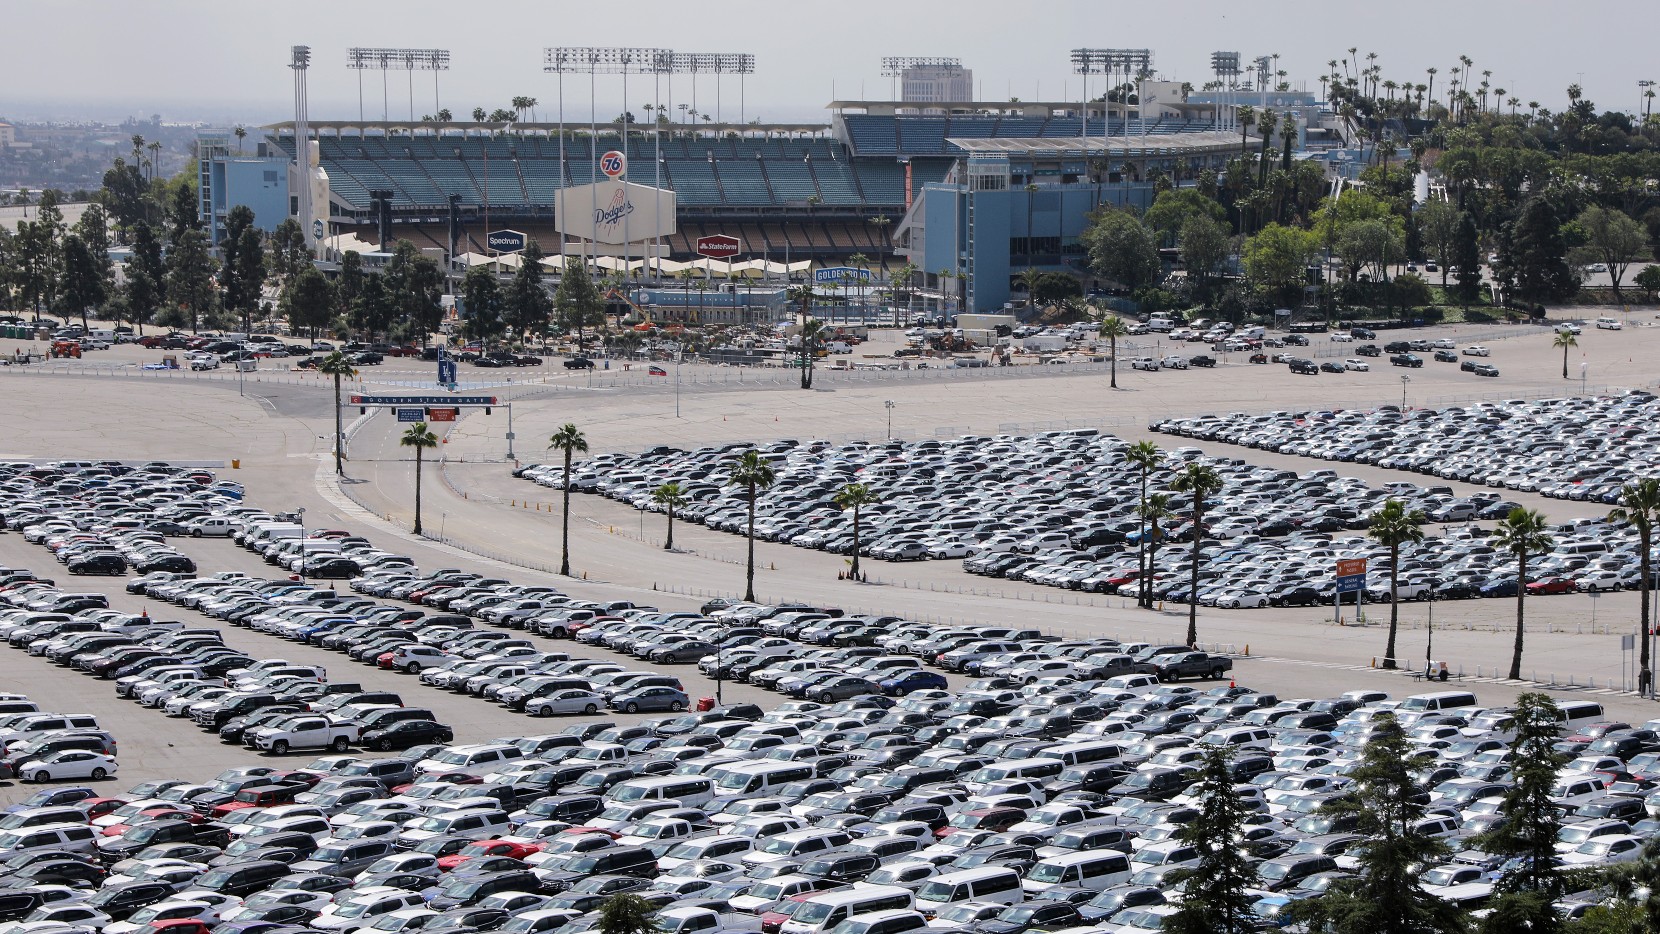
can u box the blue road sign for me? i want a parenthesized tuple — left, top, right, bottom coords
(815, 266, 872, 283)
(437, 359, 457, 385)
(1335, 573, 1367, 594)
(396, 408, 425, 422)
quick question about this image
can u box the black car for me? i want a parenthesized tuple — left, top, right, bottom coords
(68, 554, 127, 575)
(1433, 349, 1458, 363)
(1319, 361, 1346, 373)
(360, 719, 455, 751)
(1354, 344, 1382, 357)
(307, 558, 361, 580)
(1187, 355, 1216, 368)
(1283, 334, 1310, 346)
(1390, 353, 1423, 368)
(1288, 358, 1319, 375)
(1384, 341, 1412, 354)
(349, 352, 384, 365)
(563, 357, 595, 369)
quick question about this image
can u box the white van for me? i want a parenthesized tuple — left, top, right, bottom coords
(780, 887, 915, 934)
(1146, 317, 1175, 333)
(711, 762, 816, 798)
(1022, 851, 1132, 894)
(914, 867, 1024, 913)
(826, 910, 927, 934)
(608, 776, 715, 809)
(1596, 317, 1623, 330)
(0, 822, 98, 856)
(962, 757, 1064, 793)
(1399, 691, 1479, 716)
(1554, 700, 1605, 731)
(1045, 741, 1124, 767)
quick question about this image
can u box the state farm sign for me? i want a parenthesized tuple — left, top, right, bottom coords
(695, 234, 742, 259)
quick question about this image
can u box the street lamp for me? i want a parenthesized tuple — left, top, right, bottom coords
(1424, 576, 1438, 676)
(505, 377, 515, 462)
(1580, 361, 1588, 397)
(295, 506, 306, 584)
(1400, 375, 1410, 411)
(885, 400, 896, 440)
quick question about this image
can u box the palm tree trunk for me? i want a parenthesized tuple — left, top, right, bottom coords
(1137, 473, 1149, 609)
(849, 507, 863, 580)
(1383, 541, 1400, 668)
(1642, 527, 1653, 694)
(559, 451, 572, 576)
(1563, 344, 1569, 379)
(412, 449, 424, 535)
(665, 508, 675, 551)
(332, 373, 345, 475)
(1509, 552, 1527, 680)
(1186, 497, 1201, 646)
(1109, 336, 1118, 389)
(744, 486, 757, 602)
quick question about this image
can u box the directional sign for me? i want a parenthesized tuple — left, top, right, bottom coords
(486, 229, 527, 253)
(696, 234, 742, 259)
(395, 408, 425, 422)
(599, 150, 627, 178)
(352, 395, 498, 406)
(426, 408, 457, 422)
(1336, 574, 1368, 594)
(437, 359, 457, 385)
(1335, 558, 1368, 578)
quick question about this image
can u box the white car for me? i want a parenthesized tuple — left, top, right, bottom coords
(18, 750, 118, 783)
(1463, 345, 1490, 357)
(1429, 338, 1456, 349)
(1130, 357, 1158, 371)
(1558, 323, 1582, 335)
(1329, 333, 1354, 342)
(1343, 359, 1370, 372)
(188, 354, 219, 371)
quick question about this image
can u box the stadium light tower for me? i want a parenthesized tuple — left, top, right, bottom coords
(1070, 50, 1150, 138)
(1211, 51, 1241, 129)
(347, 48, 450, 123)
(880, 56, 962, 103)
(290, 45, 315, 256)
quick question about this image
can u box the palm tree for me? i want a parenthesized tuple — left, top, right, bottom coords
(848, 252, 871, 317)
(316, 352, 358, 476)
(547, 424, 589, 576)
(1124, 442, 1164, 609)
(1493, 508, 1555, 681)
(652, 482, 688, 551)
(728, 451, 777, 602)
(400, 423, 439, 535)
(1611, 478, 1660, 695)
(798, 318, 826, 390)
(1368, 499, 1427, 670)
(1140, 493, 1173, 608)
(1098, 315, 1128, 389)
(1236, 105, 1256, 155)
(1171, 464, 1223, 646)
(233, 126, 247, 154)
(892, 262, 920, 320)
(834, 483, 880, 580)
(1553, 330, 1577, 379)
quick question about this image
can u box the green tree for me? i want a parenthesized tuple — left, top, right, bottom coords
(1179, 214, 1230, 297)
(166, 180, 199, 244)
(1609, 478, 1660, 696)
(651, 482, 688, 551)
(1493, 508, 1554, 680)
(382, 240, 444, 344)
(1290, 715, 1462, 934)
(1124, 442, 1164, 610)
(833, 483, 880, 581)
(594, 893, 656, 934)
(1477, 693, 1568, 894)
(786, 283, 818, 388)
(400, 422, 439, 535)
(337, 251, 366, 335)
(267, 218, 311, 287)
(553, 260, 605, 349)
(1166, 747, 1259, 934)
(58, 234, 108, 330)
(1368, 499, 1427, 670)
(1171, 463, 1223, 646)
(220, 205, 266, 333)
(163, 228, 217, 333)
(1636, 264, 1660, 300)
(283, 266, 335, 338)
(1144, 188, 1226, 245)
(797, 318, 826, 390)
(1552, 329, 1577, 379)
(100, 157, 150, 230)
(1242, 223, 1318, 307)
(1503, 198, 1577, 304)
(504, 239, 552, 343)
(125, 221, 165, 333)
(315, 351, 358, 476)
(1453, 211, 1484, 308)
(547, 424, 589, 577)
(1336, 217, 1405, 285)
(728, 450, 777, 603)
(1083, 209, 1162, 291)
(1097, 314, 1128, 389)
(1417, 201, 1462, 287)
(461, 265, 505, 346)
(1575, 205, 1648, 302)
(351, 273, 394, 338)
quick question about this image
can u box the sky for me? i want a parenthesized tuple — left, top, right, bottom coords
(2, 0, 1654, 126)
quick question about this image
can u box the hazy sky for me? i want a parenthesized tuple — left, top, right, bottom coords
(2, 0, 1653, 126)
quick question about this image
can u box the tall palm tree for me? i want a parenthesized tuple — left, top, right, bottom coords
(316, 351, 357, 476)
(798, 318, 826, 390)
(1172, 463, 1223, 646)
(834, 483, 880, 580)
(1611, 478, 1660, 695)
(652, 482, 688, 551)
(1236, 105, 1256, 156)
(1493, 508, 1555, 681)
(893, 262, 920, 320)
(848, 252, 871, 317)
(1368, 499, 1427, 670)
(1124, 442, 1164, 609)
(1140, 493, 1173, 609)
(399, 423, 438, 535)
(728, 451, 777, 602)
(1553, 330, 1577, 379)
(547, 424, 588, 576)
(787, 284, 818, 388)
(1098, 316, 1128, 389)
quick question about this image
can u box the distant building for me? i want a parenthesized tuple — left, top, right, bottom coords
(0, 123, 15, 149)
(902, 65, 973, 104)
(195, 130, 292, 246)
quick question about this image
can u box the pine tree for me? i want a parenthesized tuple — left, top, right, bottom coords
(1504, 198, 1577, 304)
(554, 260, 605, 349)
(461, 265, 505, 346)
(1453, 211, 1483, 308)
(163, 228, 218, 333)
(1477, 693, 1568, 894)
(1166, 747, 1259, 934)
(125, 221, 165, 333)
(59, 234, 108, 330)
(505, 239, 552, 343)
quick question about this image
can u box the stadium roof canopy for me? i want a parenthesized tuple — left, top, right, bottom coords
(944, 130, 1241, 157)
(265, 120, 833, 138)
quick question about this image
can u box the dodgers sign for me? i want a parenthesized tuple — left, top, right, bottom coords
(486, 229, 527, 253)
(554, 181, 676, 245)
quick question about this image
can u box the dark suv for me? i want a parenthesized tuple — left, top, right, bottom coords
(1288, 358, 1319, 375)
(1390, 353, 1423, 368)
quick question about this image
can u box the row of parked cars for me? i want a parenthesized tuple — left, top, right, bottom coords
(1152, 391, 1658, 507)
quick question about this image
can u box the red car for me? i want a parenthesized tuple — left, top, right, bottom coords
(761, 895, 816, 934)
(1526, 577, 1578, 596)
(101, 808, 204, 836)
(435, 838, 543, 870)
(76, 797, 128, 821)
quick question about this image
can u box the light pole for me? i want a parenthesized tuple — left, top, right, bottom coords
(1400, 375, 1410, 411)
(505, 377, 515, 462)
(295, 506, 306, 584)
(1424, 576, 1437, 676)
(1580, 361, 1588, 397)
(237, 337, 246, 396)
(885, 400, 895, 440)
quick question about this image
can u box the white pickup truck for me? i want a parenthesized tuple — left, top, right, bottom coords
(246, 715, 359, 754)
